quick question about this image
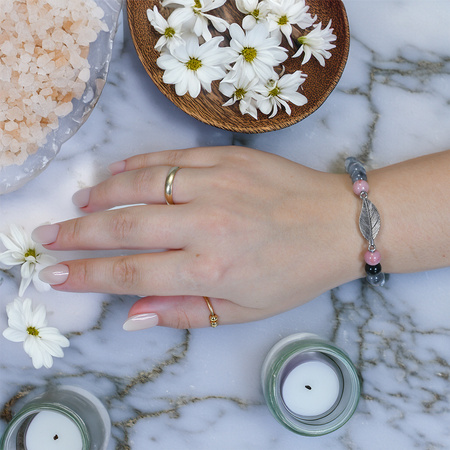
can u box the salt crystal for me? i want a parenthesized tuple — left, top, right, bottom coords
(18, 73, 35, 87)
(0, 66, 12, 82)
(78, 67, 90, 82)
(54, 102, 73, 117)
(1, 41, 13, 55)
(5, 121, 19, 132)
(42, 38, 56, 51)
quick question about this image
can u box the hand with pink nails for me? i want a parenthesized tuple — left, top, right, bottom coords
(32, 146, 450, 330)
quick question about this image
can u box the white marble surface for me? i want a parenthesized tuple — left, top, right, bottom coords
(1, 1, 450, 449)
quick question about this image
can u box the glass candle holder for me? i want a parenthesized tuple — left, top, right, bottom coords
(0, 385, 111, 450)
(261, 333, 361, 436)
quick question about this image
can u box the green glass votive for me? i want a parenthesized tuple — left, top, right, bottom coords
(261, 333, 361, 436)
(0, 385, 110, 450)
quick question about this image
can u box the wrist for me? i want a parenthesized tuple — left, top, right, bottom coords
(332, 173, 367, 283)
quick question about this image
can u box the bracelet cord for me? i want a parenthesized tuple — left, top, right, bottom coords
(345, 157, 386, 287)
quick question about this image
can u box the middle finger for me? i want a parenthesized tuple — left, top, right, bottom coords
(34, 204, 192, 251)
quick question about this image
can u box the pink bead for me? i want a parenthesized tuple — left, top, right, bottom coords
(364, 250, 381, 265)
(353, 180, 369, 195)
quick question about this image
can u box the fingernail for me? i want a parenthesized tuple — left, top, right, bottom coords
(108, 160, 126, 175)
(39, 264, 69, 285)
(123, 313, 159, 331)
(32, 224, 60, 244)
(72, 187, 91, 208)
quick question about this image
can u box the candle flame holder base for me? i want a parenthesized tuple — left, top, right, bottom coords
(261, 333, 361, 436)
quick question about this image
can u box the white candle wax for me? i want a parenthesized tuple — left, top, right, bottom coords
(282, 360, 341, 417)
(25, 410, 83, 450)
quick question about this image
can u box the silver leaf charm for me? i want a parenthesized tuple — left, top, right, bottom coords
(359, 198, 381, 242)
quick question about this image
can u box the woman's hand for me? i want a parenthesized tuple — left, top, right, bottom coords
(33, 146, 361, 329)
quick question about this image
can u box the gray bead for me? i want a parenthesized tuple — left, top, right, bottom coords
(346, 161, 366, 178)
(350, 168, 368, 182)
(345, 157, 361, 173)
(366, 272, 385, 287)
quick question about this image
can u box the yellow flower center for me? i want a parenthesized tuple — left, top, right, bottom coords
(269, 86, 281, 97)
(164, 27, 175, 38)
(235, 88, 246, 100)
(241, 47, 257, 63)
(278, 15, 288, 25)
(193, 0, 202, 11)
(24, 248, 37, 258)
(27, 326, 40, 336)
(251, 9, 260, 19)
(186, 57, 202, 71)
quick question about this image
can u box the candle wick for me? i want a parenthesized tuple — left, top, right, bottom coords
(305, 385, 312, 390)
(53, 435, 59, 440)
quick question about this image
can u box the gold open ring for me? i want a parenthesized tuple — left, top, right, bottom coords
(203, 296, 218, 328)
(164, 166, 181, 205)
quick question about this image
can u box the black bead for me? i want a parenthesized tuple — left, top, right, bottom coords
(365, 263, 382, 275)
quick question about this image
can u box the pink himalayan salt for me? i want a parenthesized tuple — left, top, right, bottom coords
(0, 0, 107, 168)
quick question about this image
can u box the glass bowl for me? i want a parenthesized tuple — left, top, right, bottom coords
(0, 0, 124, 195)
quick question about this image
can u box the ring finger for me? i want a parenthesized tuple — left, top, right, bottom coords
(78, 165, 208, 213)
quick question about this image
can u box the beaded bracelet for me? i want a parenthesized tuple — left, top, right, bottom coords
(345, 157, 386, 287)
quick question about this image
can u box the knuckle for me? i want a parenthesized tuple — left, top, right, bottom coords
(172, 305, 192, 329)
(69, 260, 90, 287)
(202, 205, 234, 238)
(181, 255, 228, 292)
(108, 211, 137, 242)
(166, 150, 184, 168)
(132, 168, 153, 197)
(225, 145, 255, 167)
(61, 218, 85, 246)
(111, 257, 141, 291)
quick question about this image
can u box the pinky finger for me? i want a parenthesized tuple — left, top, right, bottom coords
(122, 296, 262, 330)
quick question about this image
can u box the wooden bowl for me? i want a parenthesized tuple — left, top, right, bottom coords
(127, 0, 350, 133)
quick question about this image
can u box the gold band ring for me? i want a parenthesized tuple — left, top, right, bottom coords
(164, 166, 181, 205)
(203, 296, 218, 328)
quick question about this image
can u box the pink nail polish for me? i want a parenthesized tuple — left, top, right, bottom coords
(32, 224, 60, 244)
(122, 313, 159, 331)
(108, 160, 126, 175)
(72, 187, 91, 208)
(39, 264, 69, 285)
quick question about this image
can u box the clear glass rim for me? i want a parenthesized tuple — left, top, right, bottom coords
(261, 333, 361, 436)
(0, 403, 90, 450)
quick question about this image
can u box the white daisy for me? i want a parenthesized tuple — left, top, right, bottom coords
(0, 224, 56, 296)
(235, 0, 270, 30)
(147, 6, 185, 52)
(162, 0, 229, 41)
(3, 297, 70, 369)
(157, 36, 232, 97)
(293, 20, 337, 66)
(256, 70, 307, 118)
(266, 0, 315, 46)
(219, 74, 260, 119)
(225, 23, 288, 83)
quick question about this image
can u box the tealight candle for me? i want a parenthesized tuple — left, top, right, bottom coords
(25, 410, 83, 450)
(0, 386, 111, 450)
(281, 354, 342, 418)
(261, 333, 361, 436)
